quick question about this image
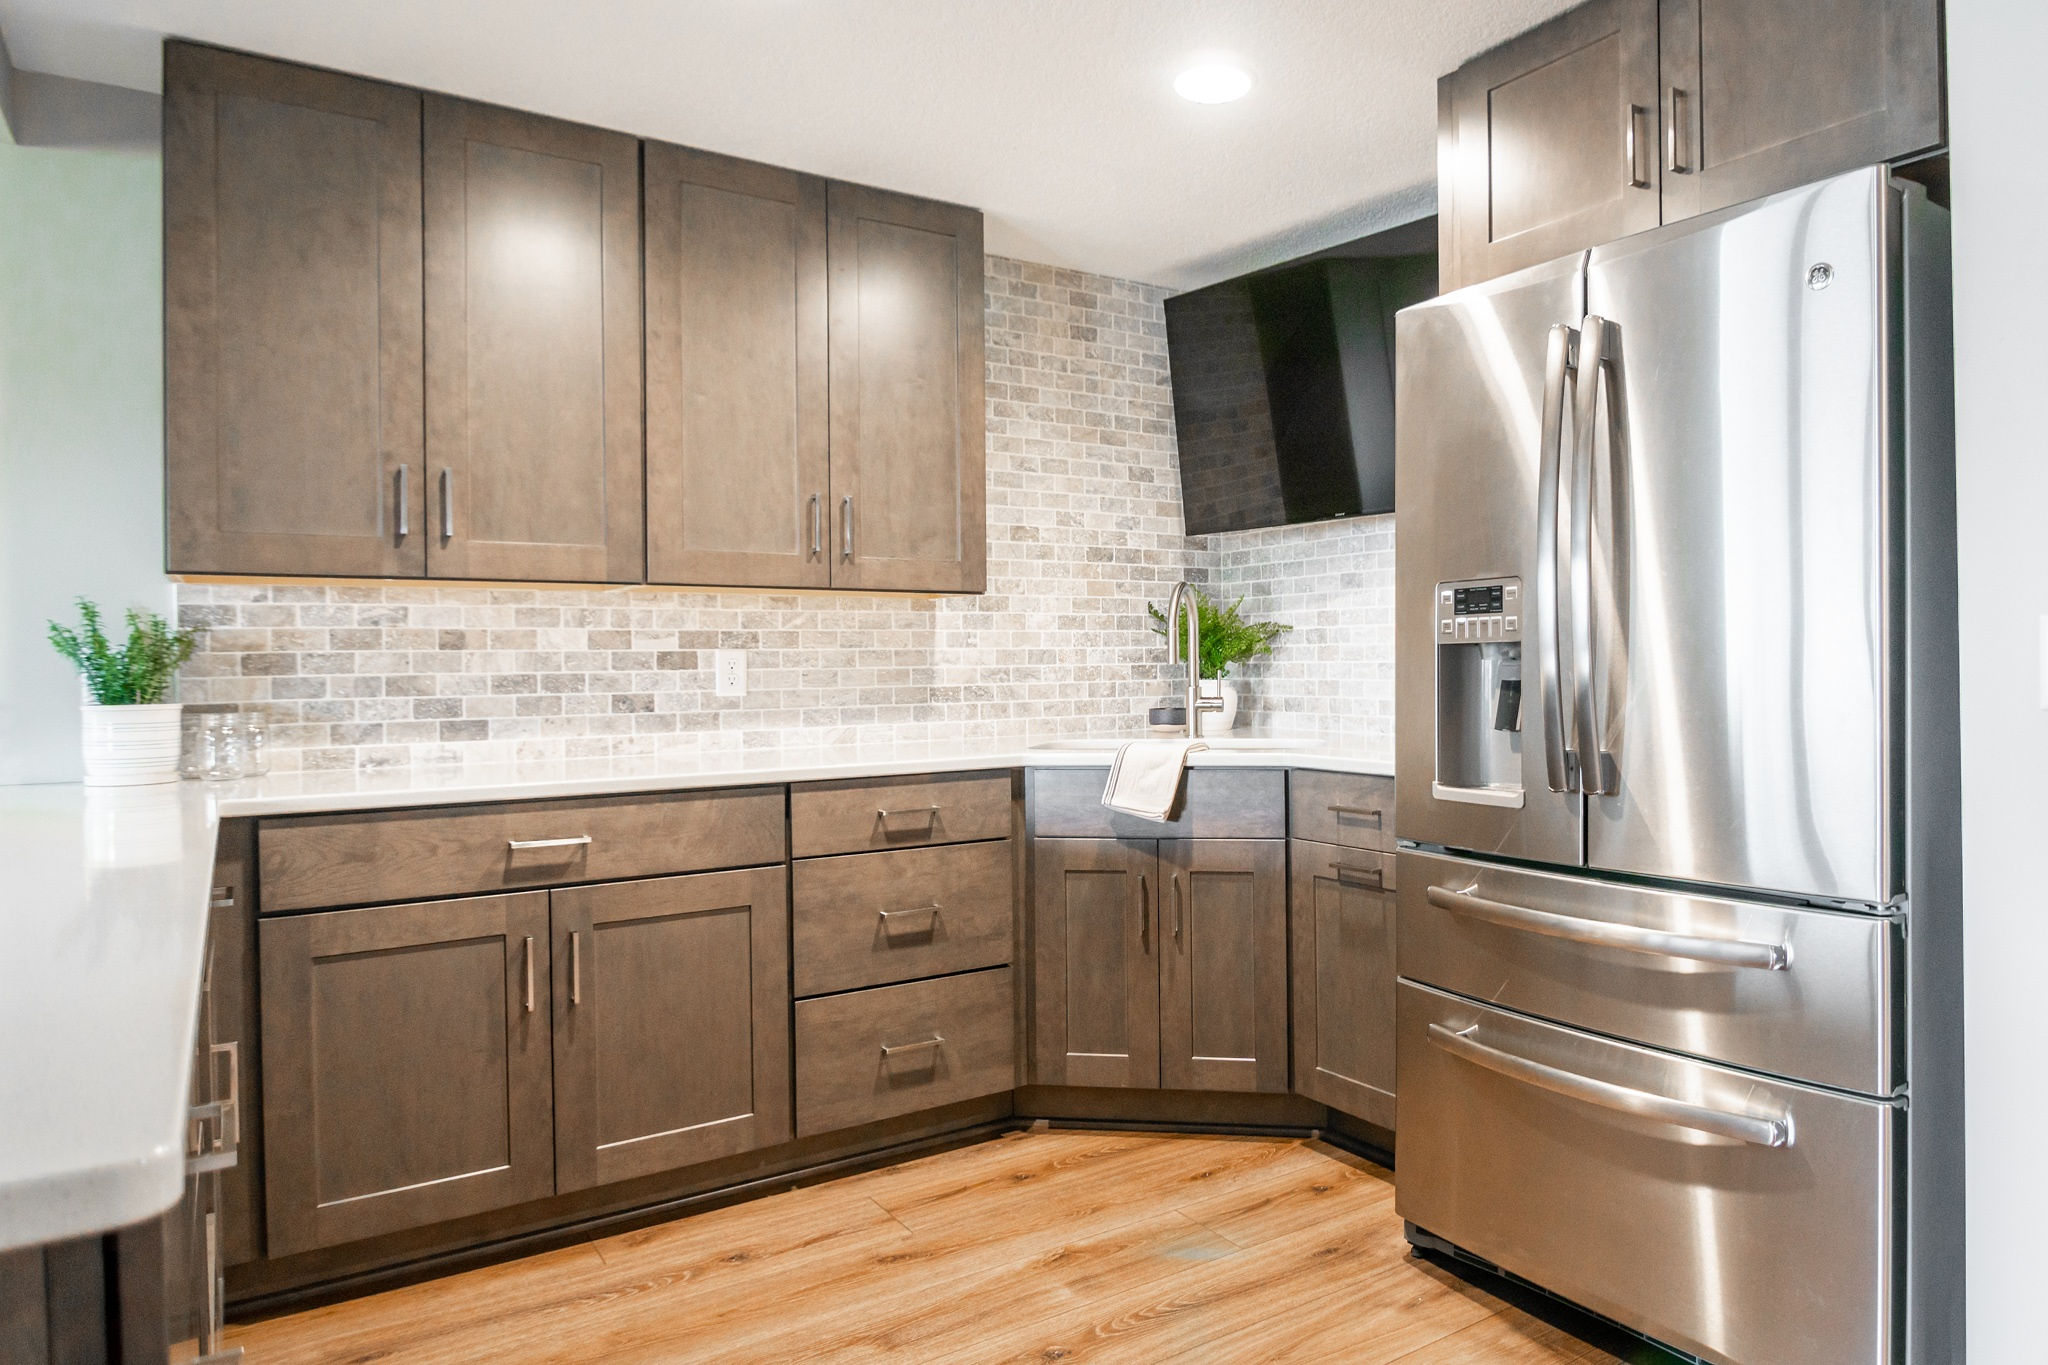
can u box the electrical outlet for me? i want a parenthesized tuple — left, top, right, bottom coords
(713, 649, 747, 698)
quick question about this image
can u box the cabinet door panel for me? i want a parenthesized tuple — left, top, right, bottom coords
(1030, 838, 1158, 1089)
(1159, 840, 1288, 1094)
(827, 184, 986, 592)
(1289, 841, 1397, 1128)
(551, 870, 791, 1193)
(424, 97, 643, 582)
(258, 892, 553, 1256)
(646, 145, 829, 587)
(164, 42, 424, 576)
(1439, 0, 1661, 289)
(1659, 0, 1942, 221)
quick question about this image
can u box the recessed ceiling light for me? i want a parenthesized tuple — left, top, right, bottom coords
(1174, 61, 1252, 105)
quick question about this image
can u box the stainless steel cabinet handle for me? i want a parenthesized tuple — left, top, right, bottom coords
(210, 1040, 240, 1149)
(879, 903, 942, 926)
(1138, 873, 1150, 947)
(1536, 322, 1579, 793)
(880, 1035, 945, 1058)
(1428, 1022, 1793, 1148)
(1666, 87, 1689, 173)
(570, 930, 582, 1006)
(1325, 804, 1383, 826)
(810, 493, 822, 557)
(209, 884, 236, 909)
(507, 835, 593, 850)
(522, 935, 535, 1014)
(1624, 104, 1649, 188)
(1332, 862, 1385, 889)
(875, 805, 940, 824)
(395, 465, 410, 539)
(439, 467, 454, 542)
(841, 494, 853, 560)
(1568, 316, 1626, 795)
(1173, 873, 1185, 946)
(1426, 884, 1789, 970)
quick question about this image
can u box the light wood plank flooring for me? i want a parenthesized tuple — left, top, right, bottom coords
(229, 1129, 1666, 1363)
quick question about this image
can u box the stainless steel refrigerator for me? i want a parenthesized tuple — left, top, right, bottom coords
(1391, 165, 1962, 1365)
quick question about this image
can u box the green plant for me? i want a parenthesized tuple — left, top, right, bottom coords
(48, 597, 199, 705)
(1148, 590, 1290, 680)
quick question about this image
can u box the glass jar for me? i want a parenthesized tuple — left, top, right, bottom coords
(242, 713, 270, 776)
(204, 714, 248, 781)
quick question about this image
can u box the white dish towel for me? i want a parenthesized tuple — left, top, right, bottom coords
(1100, 739, 1207, 822)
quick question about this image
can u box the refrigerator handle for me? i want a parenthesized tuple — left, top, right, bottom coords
(1570, 316, 1626, 796)
(1536, 322, 1580, 793)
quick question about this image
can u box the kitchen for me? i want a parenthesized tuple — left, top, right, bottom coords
(0, 2, 2036, 1362)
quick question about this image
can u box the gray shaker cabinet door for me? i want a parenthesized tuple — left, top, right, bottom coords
(258, 892, 554, 1256)
(423, 96, 644, 583)
(644, 144, 830, 588)
(164, 42, 425, 577)
(550, 869, 792, 1193)
(1158, 839, 1289, 1095)
(1438, 0, 1661, 290)
(1658, 0, 1943, 222)
(1030, 838, 1160, 1089)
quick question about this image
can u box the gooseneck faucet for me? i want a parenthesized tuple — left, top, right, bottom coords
(1166, 581, 1225, 741)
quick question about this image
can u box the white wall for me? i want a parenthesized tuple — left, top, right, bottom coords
(0, 93, 166, 783)
(1948, 0, 2048, 1354)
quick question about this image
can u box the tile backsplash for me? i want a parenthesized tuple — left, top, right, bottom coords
(175, 254, 1395, 771)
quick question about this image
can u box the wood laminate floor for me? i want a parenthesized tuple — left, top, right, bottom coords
(228, 1129, 1670, 1363)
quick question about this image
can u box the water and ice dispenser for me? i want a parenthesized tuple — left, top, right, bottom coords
(1432, 576, 1525, 807)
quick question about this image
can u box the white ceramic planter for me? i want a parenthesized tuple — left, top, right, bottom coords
(80, 703, 185, 787)
(1198, 680, 1241, 734)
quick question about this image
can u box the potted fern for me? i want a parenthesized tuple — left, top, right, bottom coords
(1148, 590, 1290, 732)
(48, 598, 198, 785)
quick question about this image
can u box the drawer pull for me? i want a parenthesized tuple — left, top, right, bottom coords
(1332, 862, 1384, 889)
(1326, 804, 1383, 826)
(880, 1035, 945, 1059)
(507, 835, 593, 851)
(1426, 884, 1790, 971)
(879, 903, 942, 927)
(1428, 1022, 1793, 1148)
(875, 805, 941, 825)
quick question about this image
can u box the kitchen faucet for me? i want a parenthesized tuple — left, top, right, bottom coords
(1165, 581, 1225, 741)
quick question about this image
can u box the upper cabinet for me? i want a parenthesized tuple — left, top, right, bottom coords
(163, 42, 986, 594)
(1437, 0, 1943, 289)
(164, 45, 425, 577)
(644, 146, 829, 588)
(827, 185, 987, 594)
(1439, 0, 1663, 293)
(1656, 0, 1943, 221)
(422, 98, 645, 583)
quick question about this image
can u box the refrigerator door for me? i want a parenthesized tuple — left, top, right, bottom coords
(1581, 168, 1896, 904)
(1396, 980, 1898, 1365)
(1395, 252, 1585, 866)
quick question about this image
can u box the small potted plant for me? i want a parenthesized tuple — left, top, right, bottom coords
(48, 598, 198, 786)
(1148, 590, 1290, 732)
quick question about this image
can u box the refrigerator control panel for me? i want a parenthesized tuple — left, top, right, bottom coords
(1435, 577, 1522, 643)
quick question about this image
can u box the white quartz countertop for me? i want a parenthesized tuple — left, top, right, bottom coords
(207, 734, 1394, 818)
(0, 782, 220, 1252)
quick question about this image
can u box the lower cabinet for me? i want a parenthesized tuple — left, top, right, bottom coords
(1032, 837, 1287, 1094)
(259, 892, 556, 1257)
(1289, 841, 1398, 1128)
(258, 869, 791, 1255)
(551, 869, 791, 1193)
(794, 967, 1016, 1137)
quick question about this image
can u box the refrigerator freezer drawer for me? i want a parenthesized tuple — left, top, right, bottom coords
(1396, 981, 1897, 1365)
(1398, 850, 1901, 1095)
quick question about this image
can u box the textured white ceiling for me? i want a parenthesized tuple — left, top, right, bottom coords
(0, 0, 1575, 288)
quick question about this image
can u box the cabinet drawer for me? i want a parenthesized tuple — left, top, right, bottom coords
(1288, 770, 1395, 850)
(793, 840, 1014, 996)
(790, 771, 1011, 858)
(795, 967, 1016, 1136)
(259, 787, 786, 912)
(1027, 767, 1286, 839)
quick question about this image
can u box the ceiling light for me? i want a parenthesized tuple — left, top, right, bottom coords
(1174, 62, 1252, 105)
